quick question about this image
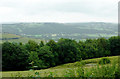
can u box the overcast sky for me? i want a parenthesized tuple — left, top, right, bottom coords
(0, 0, 119, 23)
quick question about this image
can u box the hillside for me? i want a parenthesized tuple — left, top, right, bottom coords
(2, 56, 119, 77)
(2, 22, 118, 40)
(1, 33, 43, 43)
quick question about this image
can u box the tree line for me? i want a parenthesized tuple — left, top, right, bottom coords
(2, 36, 120, 71)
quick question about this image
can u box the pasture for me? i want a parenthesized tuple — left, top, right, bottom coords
(2, 56, 119, 77)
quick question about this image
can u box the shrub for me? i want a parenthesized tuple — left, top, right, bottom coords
(76, 67, 84, 77)
(98, 58, 111, 64)
(64, 68, 76, 77)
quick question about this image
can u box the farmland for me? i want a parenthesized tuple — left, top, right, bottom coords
(0, 33, 43, 43)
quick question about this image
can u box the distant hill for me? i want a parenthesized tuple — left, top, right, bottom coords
(2, 22, 118, 40)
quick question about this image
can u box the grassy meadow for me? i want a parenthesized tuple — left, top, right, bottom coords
(1, 33, 43, 43)
(2, 56, 119, 77)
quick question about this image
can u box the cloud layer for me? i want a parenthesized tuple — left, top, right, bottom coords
(0, 0, 119, 23)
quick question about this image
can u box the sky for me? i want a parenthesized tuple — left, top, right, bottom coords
(0, 0, 119, 23)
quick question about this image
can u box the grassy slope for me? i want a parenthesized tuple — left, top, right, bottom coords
(1, 33, 42, 43)
(2, 37, 42, 43)
(2, 56, 119, 77)
(1, 33, 21, 38)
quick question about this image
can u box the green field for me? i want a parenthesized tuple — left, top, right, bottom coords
(1, 33, 21, 38)
(2, 56, 119, 77)
(2, 37, 42, 43)
(1, 33, 44, 43)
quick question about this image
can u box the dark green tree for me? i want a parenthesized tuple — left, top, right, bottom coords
(37, 46, 55, 67)
(97, 38, 110, 57)
(109, 36, 120, 55)
(46, 40, 59, 65)
(29, 51, 44, 69)
(25, 40, 39, 52)
(57, 38, 81, 64)
(2, 42, 29, 71)
(39, 41, 44, 47)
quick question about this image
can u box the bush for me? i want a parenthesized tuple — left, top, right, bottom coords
(98, 58, 111, 64)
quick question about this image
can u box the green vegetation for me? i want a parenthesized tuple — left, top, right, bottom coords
(1, 33, 43, 43)
(2, 56, 119, 78)
(2, 36, 120, 70)
(1, 33, 20, 38)
(2, 22, 118, 40)
(2, 36, 120, 78)
(98, 58, 111, 64)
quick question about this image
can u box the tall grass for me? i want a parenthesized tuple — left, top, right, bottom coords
(10, 64, 119, 78)
(6, 56, 120, 78)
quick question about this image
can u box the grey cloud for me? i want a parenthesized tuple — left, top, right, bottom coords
(0, 0, 118, 23)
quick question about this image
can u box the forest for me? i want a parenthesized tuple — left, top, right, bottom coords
(2, 36, 120, 71)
